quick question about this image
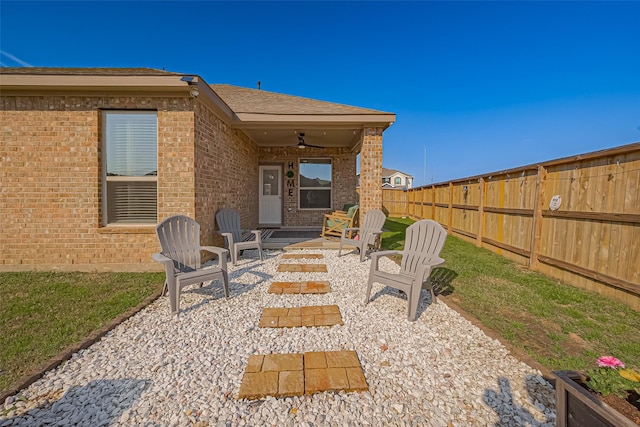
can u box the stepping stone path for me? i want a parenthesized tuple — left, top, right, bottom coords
(281, 254, 324, 259)
(277, 264, 328, 272)
(258, 305, 343, 328)
(237, 351, 368, 399)
(268, 281, 331, 294)
(238, 252, 368, 399)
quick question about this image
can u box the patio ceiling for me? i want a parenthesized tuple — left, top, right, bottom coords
(240, 127, 364, 150)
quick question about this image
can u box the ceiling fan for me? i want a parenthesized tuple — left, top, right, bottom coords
(295, 132, 324, 149)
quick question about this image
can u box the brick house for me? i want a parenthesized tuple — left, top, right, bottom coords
(0, 68, 395, 271)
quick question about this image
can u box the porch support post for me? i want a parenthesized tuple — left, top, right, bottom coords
(359, 127, 383, 222)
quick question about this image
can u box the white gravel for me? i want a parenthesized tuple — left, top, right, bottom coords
(1, 249, 556, 426)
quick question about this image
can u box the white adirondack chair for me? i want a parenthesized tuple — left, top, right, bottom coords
(215, 208, 263, 265)
(364, 219, 447, 321)
(152, 215, 229, 314)
(338, 209, 386, 262)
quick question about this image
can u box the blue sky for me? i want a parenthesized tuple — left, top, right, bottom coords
(2, 1, 639, 185)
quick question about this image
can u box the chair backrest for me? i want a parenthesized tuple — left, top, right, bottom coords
(360, 209, 386, 244)
(215, 208, 243, 243)
(156, 215, 202, 272)
(346, 205, 359, 218)
(400, 220, 447, 276)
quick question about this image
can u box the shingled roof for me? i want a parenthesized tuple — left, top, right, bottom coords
(0, 67, 395, 130)
(210, 84, 390, 116)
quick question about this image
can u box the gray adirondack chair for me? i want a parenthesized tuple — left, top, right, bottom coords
(152, 215, 229, 314)
(338, 209, 386, 262)
(215, 208, 263, 265)
(364, 219, 447, 321)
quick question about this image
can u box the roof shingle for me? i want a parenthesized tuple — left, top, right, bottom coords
(210, 84, 391, 116)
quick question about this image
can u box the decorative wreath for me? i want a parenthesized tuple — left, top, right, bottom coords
(286, 170, 295, 179)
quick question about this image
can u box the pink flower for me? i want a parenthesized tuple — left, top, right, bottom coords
(597, 356, 625, 369)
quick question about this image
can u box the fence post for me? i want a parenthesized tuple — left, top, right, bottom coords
(432, 185, 436, 220)
(477, 177, 485, 247)
(448, 182, 453, 233)
(529, 165, 547, 268)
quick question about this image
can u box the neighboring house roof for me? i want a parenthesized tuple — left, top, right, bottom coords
(357, 168, 414, 179)
(210, 84, 390, 116)
(382, 168, 413, 179)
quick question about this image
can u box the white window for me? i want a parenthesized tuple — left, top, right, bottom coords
(299, 158, 331, 209)
(102, 111, 158, 225)
(394, 177, 402, 185)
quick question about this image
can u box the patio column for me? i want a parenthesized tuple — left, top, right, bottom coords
(359, 127, 383, 221)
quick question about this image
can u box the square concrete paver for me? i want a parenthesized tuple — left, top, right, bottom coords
(277, 264, 328, 273)
(281, 254, 324, 259)
(268, 281, 331, 294)
(238, 351, 367, 399)
(259, 305, 343, 328)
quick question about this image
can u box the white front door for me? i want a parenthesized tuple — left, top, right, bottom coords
(259, 165, 282, 225)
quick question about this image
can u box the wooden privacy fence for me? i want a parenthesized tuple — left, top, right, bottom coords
(382, 142, 640, 310)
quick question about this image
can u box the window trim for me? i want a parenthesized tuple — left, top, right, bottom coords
(394, 176, 402, 186)
(101, 110, 158, 226)
(298, 157, 332, 210)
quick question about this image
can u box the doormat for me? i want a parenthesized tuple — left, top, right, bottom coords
(269, 230, 320, 239)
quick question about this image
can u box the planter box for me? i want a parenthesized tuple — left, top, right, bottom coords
(553, 370, 637, 427)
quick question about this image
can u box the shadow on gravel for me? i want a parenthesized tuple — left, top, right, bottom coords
(483, 376, 555, 426)
(367, 267, 459, 320)
(431, 267, 457, 297)
(2, 378, 149, 426)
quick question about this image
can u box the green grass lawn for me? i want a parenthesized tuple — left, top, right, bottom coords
(380, 217, 640, 372)
(0, 272, 163, 392)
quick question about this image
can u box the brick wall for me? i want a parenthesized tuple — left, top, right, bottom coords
(0, 95, 196, 272)
(358, 127, 384, 220)
(193, 102, 260, 248)
(259, 146, 357, 227)
(0, 94, 364, 270)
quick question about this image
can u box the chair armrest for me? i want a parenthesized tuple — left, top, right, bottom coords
(152, 252, 176, 277)
(341, 227, 360, 238)
(250, 230, 262, 240)
(201, 246, 229, 270)
(152, 252, 173, 265)
(369, 250, 401, 273)
(220, 232, 234, 246)
(370, 250, 400, 260)
(415, 256, 446, 284)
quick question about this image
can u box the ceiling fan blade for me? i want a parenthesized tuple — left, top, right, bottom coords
(296, 132, 324, 148)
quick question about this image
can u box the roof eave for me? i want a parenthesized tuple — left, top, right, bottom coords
(232, 112, 396, 129)
(0, 74, 236, 122)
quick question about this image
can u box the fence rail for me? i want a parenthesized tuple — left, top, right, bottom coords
(382, 142, 640, 310)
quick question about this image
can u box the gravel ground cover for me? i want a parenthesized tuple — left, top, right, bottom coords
(1, 249, 556, 426)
